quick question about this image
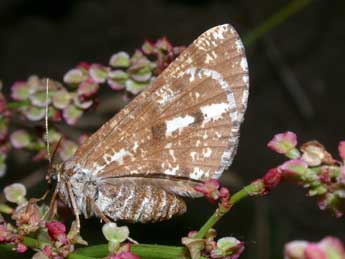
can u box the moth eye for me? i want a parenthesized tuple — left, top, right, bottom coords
(51, 174, 57, 181)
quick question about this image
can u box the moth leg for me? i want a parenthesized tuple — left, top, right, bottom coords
(90, 199, 110, 223)
(49, 194, 58, 220)
(41, 187, 59, 220)
(66, 181, 81, 232)
(30, 189, 50, 204)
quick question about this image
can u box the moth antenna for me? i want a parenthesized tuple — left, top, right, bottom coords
(51, 137, 63, 165)
(45, 78, 52, 165)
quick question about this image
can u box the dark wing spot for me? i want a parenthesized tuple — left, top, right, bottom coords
(152, 123, 166, 141)
(191, 110, 204, 125)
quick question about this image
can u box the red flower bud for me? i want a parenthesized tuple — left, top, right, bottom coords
(46, 221, 66, 241)
(338, 141, 345, 161)
(263, 168, 282, 190)
(16, 243, 28, 253)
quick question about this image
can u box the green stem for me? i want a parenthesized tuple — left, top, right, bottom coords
(244, 0, 313, 46)
(0, 182, 262, 259)
(195, 182, 261, 239)
(74, 243, 189, 259)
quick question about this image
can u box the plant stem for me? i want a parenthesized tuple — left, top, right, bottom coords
(244, 0, 313, 46)
(74, 243, 189, 259)
(0, 182, 261, 259)
(195, 182, 259, 239)
(2, 238, 192, 259)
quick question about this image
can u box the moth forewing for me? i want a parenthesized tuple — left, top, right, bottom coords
(56, 24, 249, 224)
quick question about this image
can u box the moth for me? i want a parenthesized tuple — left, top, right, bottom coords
(50, 24, 249, 229)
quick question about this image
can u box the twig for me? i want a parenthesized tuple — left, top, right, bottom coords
(194, 182, 259, 239)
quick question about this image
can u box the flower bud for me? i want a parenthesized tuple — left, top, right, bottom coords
(301, 141, 335, 166)
(125, 80, 148, 95)
(4, 183, 27, 204)
(102, 223, 129, 253)
(63, 68, 88, 84)
(211, 237, 244, 259)
(279, 160, 308, 180)
(284, 241, 308, 259)
(10, 130, 31, 149)
(89, 64, 109, 83)
(16, 243, 28, 253)
(267, 131, 299, 158)
(263, 168, 282, 190)
(62, 105, 83, 125)
(78, 79, 99, 99)
(11, 81, 30, 101)
(46, 221, 66, 242)
(52, 89, 71, 109)
(318, 236, 345, 259)
(338, 141, 345, 161)
(194, 179, 221, 202)
(110, 52, 130, 68)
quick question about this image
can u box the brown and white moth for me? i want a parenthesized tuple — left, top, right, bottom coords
(51, 24, 249, 229)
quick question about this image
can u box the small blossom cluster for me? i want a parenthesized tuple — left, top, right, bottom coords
(0, 76, 83, 174)
(284, 236, 345, 259)
(0, 223, 28, 253)
(182, 229, 244, 259)
(0, 183, 86, 258)
(194, 179, 230, 206)
(0, 38, 184, 177)
(267, 131, 345, 217)
(64, 37, 184, 95)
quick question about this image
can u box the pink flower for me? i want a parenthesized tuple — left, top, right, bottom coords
(210, 237, 245, 259)
(0, 224, 9, 242)
(304, 244, 327, 259)
(10, 81, 30, 101)
(42, 245, 53, 257)
(219, 187, 230, 200)
(78, 79, 99, 99)
(77, 62, 91, 70)
(109, 252, 140, 259)
(285, 241, 308, 259)
(267, 131, 298, 155)
(263, 168, 282, 190)
(339, 166, 345, 184)
(16, 243, 28, 253)
(89, 64, 109, 83)
(338, 141, 345, 161)
(284, 237, 345, 259)
(279, 159, 308, 179)
(187, 230, 198, 238)
(46, 221, 67, 243)
(194, 179, 221, 203)
(319, 236, 345, 258)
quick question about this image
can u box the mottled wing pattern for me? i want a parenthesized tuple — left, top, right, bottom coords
(71, 24, 249, 222)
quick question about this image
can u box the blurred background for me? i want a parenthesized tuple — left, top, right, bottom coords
(1, 0, 345, 258)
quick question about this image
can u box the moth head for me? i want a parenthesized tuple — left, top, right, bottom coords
(47, 163, 63, 184)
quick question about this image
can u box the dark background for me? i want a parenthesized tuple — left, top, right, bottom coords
(1, 0, 345, 258)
